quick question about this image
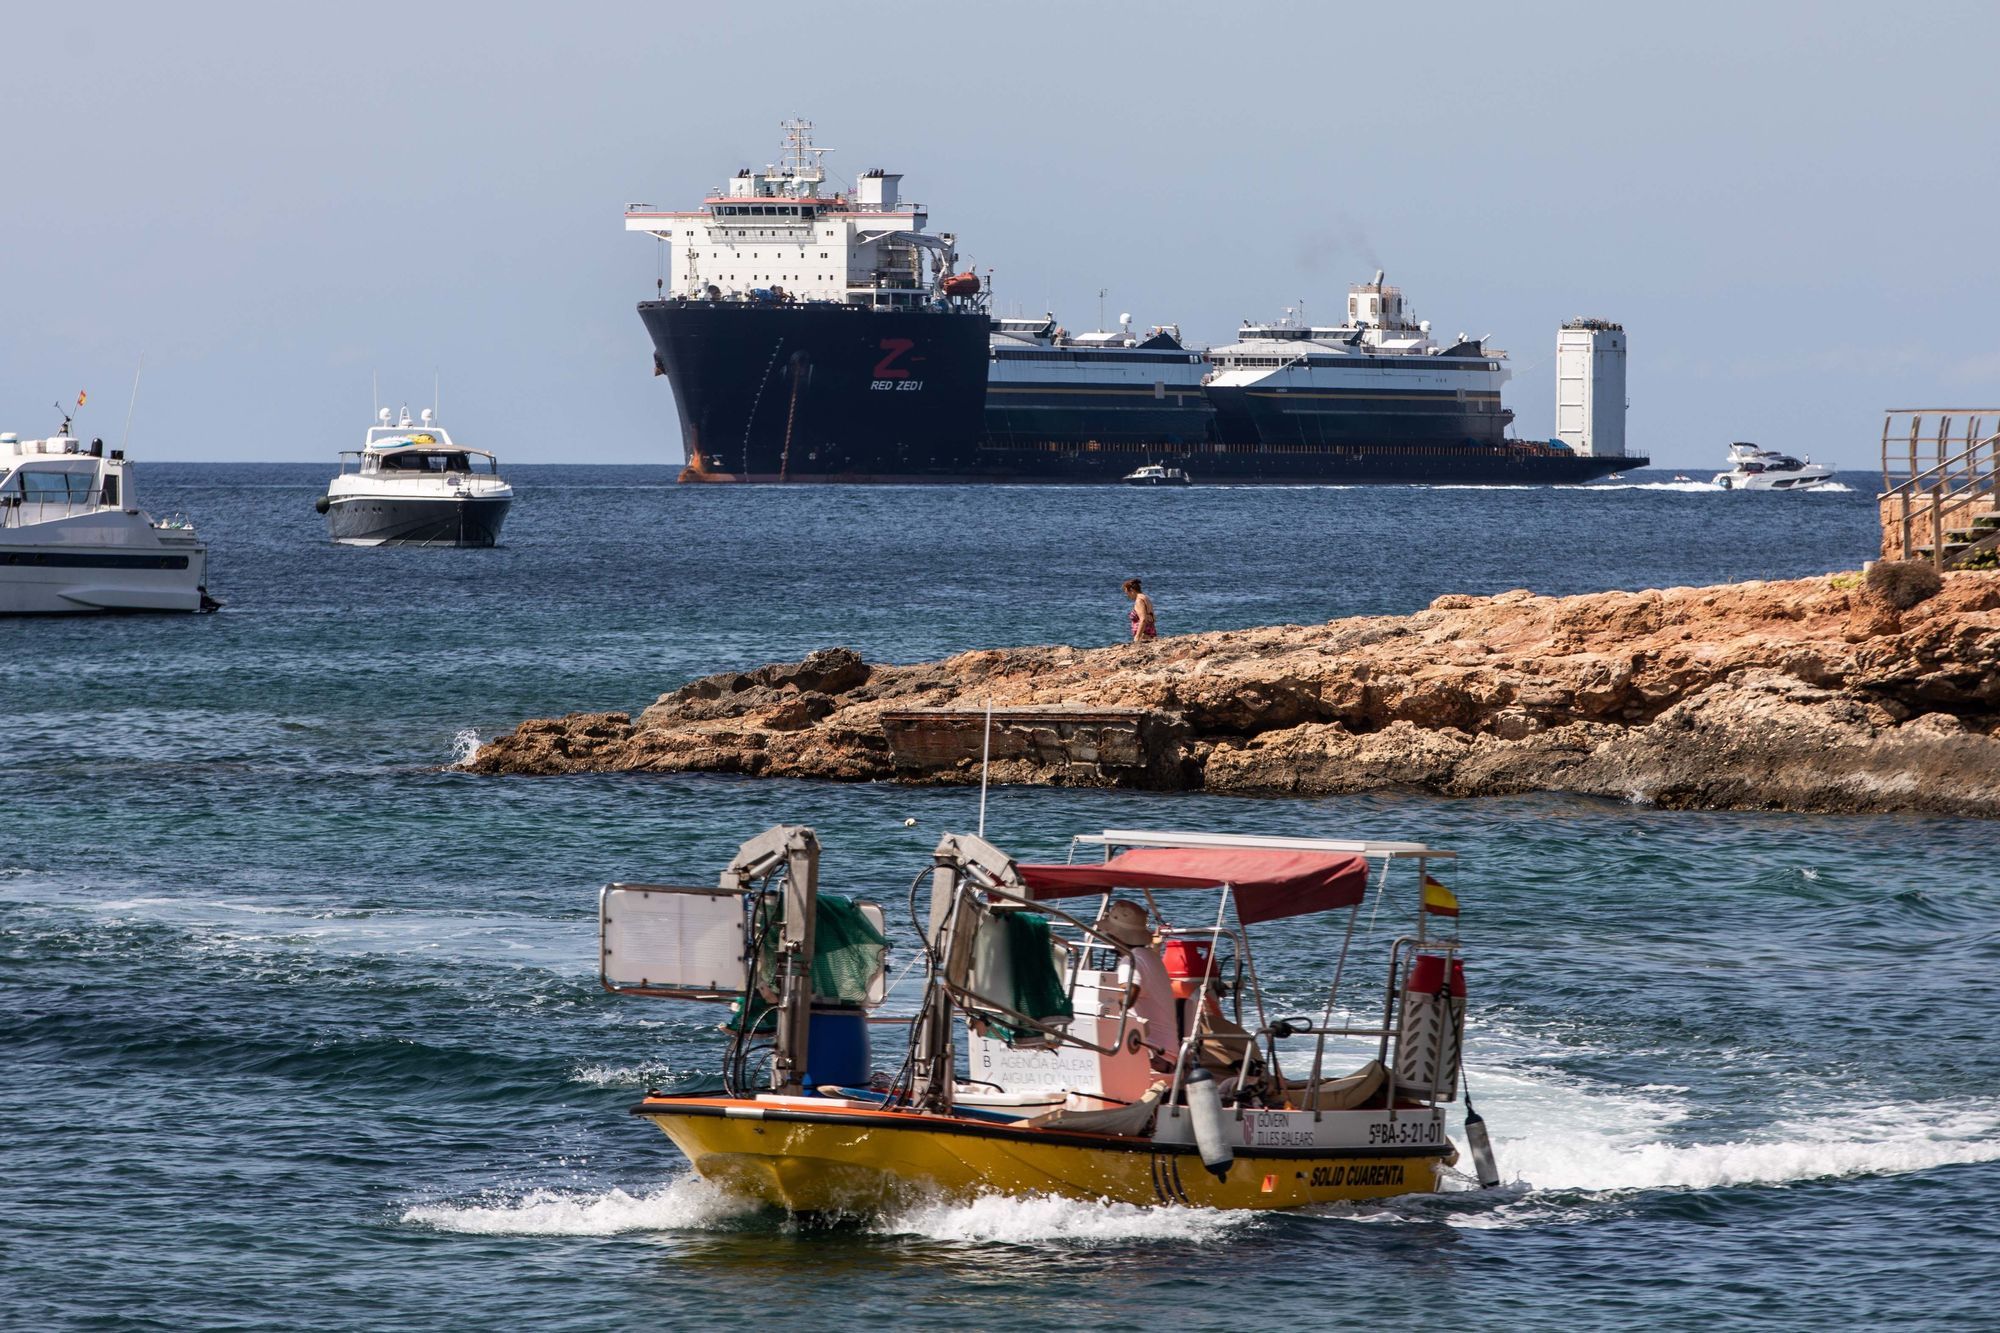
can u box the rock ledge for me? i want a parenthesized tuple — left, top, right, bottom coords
(465, 574, 2000, 817)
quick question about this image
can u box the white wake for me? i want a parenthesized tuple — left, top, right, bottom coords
(401, 1176, 757, 1236)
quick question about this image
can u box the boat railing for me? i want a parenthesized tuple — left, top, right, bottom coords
(0, 495, 112, 527)
(1878, 409, 2000, 566)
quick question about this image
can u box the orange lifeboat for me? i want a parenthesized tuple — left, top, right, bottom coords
(941, 272, 981, 298)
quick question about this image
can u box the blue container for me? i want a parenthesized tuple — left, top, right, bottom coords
(804, 1008, 871, 1089)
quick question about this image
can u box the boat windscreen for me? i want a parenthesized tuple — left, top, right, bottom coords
(1016, 847, 1370, 925)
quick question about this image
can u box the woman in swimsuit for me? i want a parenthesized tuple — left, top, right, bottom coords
(1123, 578, 1156, 642)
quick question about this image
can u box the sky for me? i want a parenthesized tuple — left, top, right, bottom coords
(5, 1, 1997, 469)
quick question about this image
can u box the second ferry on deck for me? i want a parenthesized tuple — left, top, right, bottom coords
(625, 122, 1641, 484)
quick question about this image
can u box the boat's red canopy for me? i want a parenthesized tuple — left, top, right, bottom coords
(1014, 848, 1371, 926)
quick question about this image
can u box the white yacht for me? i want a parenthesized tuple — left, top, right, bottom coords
(1712, 442, 1836, 491)
(0, 422, 214, 615)
(317, 407, 512, 546)
(1121, 463, 1192, 486)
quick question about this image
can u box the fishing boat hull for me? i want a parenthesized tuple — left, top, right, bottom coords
(636, 1096, 1451, 1213)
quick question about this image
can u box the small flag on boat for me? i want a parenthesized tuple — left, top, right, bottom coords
(1421, 874, 1460, 917)
(76, 390, 87, 407)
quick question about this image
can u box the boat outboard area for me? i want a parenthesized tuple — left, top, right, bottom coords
(599, 824, 1501, 1213)
(317, 407, 513, 547)
(0, 423, 216, 615)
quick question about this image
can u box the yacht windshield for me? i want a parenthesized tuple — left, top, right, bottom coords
(382, 451, 475, 473)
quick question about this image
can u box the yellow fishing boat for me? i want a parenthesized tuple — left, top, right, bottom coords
(599, 825, 1500, 1214)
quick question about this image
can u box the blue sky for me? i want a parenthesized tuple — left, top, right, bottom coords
(5, 1, 1996, 468)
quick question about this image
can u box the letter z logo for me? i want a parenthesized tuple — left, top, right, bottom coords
(872, 338, 916, 379)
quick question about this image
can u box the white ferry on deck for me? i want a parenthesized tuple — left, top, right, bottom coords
(1203, 273, 1513, 455)
(0, 421, 214, 615)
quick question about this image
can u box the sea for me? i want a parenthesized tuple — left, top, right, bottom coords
(6, 466, 1996, 1330)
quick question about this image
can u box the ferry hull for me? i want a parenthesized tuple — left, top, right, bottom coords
(638, 1098, 1449, 1213)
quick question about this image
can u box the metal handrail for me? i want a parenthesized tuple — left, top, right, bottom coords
(1880, 409, 1998, 495)
(1882, 430, 1998, 499)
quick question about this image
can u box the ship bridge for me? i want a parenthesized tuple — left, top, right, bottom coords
(625, 119, 979, 312)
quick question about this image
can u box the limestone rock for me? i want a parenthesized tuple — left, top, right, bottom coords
(462, 571, 2000, 818)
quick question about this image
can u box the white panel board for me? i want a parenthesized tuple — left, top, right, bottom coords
(855, 901, 889, 1007)
(600, 884, 749, 996)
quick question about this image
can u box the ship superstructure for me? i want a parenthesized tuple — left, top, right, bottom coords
(625, 120, 990, 481)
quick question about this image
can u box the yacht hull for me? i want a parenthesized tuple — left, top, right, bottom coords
(0, 542, 209, 615)
(325, 496, 511, 547)
(637, 1096, 1449, 1214)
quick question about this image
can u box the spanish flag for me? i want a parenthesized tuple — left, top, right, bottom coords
(1422, 873, 1460, 918)
(76, 390, 87, 407)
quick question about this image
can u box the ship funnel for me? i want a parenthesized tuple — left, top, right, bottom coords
(1373, 269, 1385, 286)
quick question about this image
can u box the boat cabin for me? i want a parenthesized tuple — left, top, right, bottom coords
(0, 430, 133, 526)
(340, 408, 501, 478)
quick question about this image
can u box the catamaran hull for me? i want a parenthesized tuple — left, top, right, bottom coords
(638, 1099, 1450, 1213)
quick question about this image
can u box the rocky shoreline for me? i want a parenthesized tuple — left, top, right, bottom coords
(466, 567, 2000, 818)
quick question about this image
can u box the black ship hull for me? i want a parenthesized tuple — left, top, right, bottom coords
(639, 302, 1645, 484)
(641, 299, 991, 481)
(971, 440, 1633, 484)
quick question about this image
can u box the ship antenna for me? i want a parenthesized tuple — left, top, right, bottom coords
(1098, 287, 1107, 332)
(122, 354, 144, 452)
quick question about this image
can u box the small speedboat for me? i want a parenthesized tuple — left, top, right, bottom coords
(316, 406, 512, 546)
(1713, 442, 1834, 491)
(1122, 463, 1192, 486)
(598, 823, 1500, 1213)
(0, 419, 215, 614)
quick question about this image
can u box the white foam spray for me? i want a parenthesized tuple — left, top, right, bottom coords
(450, 727, 482, 767)
(880, 1193, 1255, 1246)
(401, 1176, 757, 1236)
(569, 1060, 679, 1089)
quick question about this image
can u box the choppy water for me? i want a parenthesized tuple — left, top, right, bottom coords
(7, 466, 1996, 1329)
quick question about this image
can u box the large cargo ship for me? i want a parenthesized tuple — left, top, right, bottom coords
(625, 124, 1642, 483)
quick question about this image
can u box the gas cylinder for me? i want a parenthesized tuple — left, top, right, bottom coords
(1393, 954, 1466, 1099)
(1184, 1067, 1234, 1180)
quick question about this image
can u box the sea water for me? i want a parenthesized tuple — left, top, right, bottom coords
(6, 467, 1996, 1329)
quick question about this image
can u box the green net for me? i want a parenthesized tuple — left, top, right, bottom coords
(809, 894, 888, 1007)
(979, 911, 1074, 1043)
(748, 892, 888, 1010)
